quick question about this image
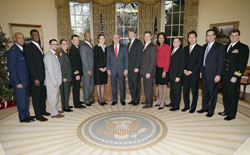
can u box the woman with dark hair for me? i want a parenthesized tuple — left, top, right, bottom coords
(155, 32, 171, 109)
(94, 34, 108, 106)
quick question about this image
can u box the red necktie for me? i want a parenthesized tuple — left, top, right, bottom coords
(115, 45, 118, 59)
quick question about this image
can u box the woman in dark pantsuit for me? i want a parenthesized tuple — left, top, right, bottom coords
(94, 34, 107, 106)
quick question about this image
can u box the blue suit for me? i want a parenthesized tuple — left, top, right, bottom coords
(7, 43, 30, 121)
(107, 43, 128, 102)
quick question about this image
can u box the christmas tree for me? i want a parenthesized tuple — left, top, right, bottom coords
(0, 26, 15, 108)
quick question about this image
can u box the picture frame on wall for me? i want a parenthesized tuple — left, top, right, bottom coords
(9, 23, 44, 48)
(210, 21, 239, 45)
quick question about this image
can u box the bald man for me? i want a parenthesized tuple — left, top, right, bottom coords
(107, 33, 128, 106)
(79, 32, 94, 106)
(7, 32, 34, 123)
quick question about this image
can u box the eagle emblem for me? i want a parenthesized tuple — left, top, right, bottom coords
(98, 117, 146, 139)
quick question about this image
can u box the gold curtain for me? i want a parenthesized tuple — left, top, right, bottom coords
(72, 0, 160, 7)
(55, 0, 72, 42)
(138, 1, 161, 42)
(92, 2, 116, 45)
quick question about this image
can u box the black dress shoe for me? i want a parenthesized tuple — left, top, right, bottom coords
(90, 101, 94, 104)
(75, 105, 86, 109)
(85, 103, 92, 106)
(197, 109, 208, 113)
(224, 116, 234, 121)
(69, 106, 73, 108)
(20, 118, 31, 123)
(121, 102, 126, 106)
(64, 109, 73, 112)
(43, 112, 51, 116)
(218, 112, 227, 116)
(181, 107, 190, 112)
(154, 104, 160, 107)
(80, 101, 85, 104)
(141, 102, 146, 105)
(189, 109, 195, 113)
(165, 103, 173, 107)
(36, 116, 48, 122)
(103, 102, 108, 105)
(158, 107, 164, 110)
(142, 105, 153, 109)
(132, 102, 139, 106)
(26, 117, 35, 121)
(30, 116, 36, 119)
(99, 102, 105, 106)
(111, 102, 117, 105)
(128, 101, 134, 105)
(206, 113, 214, 117)
(169, 107, 179, 111)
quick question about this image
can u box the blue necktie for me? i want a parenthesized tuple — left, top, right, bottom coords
(203, 44, 211, 67)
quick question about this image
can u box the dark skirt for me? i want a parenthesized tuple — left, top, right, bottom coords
(155, 66, 168, 85)
(94, 69, 107, 85)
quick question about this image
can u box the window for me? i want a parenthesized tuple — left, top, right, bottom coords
(164, 0, 184, 47)
(70, 1, 92, 40)
(116, 2, 139, 45)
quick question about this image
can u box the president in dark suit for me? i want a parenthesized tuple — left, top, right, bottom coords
(221, 29, 249, 121)
(140, 31, 157, 109)
(107, 33, 128, 106)
(24, 29, 49, 122)
(7, 32, 34, 123)
(198, 29, 225, 117)
(69, 35, 85, 109)
(182, 31, 203, 113)
(127, 28, 143, 106)
(169, 37, 185, 111)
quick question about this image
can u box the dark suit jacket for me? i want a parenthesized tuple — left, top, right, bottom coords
(107, 43, 128, 75)
(140, 42, 157, 78)
(7, 44, 30, 86)
(94, 45, 107, 70)
(57, 48, 72, 81)
(201, 41, 225, 80)
(222, 41, 249, 81)
(69, 45, 83, 77)
(24, 42, 45, 82)
(169, 48, 185, 80)
(184, 44, 203, 76)
(128, 38, 143, 73)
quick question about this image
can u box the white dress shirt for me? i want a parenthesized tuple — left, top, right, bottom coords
(15, 43, 23, 52)
(84, 40, 93, 48)
(31, 41, 44, 55)
(227, 41, 239, 52)
(143, 42, 151, 51)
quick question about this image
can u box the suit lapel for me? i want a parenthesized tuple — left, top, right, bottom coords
(206, 41, 216, 58)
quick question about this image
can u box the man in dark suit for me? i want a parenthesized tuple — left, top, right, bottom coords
(182, 31, 203, 113)
(79, 32, 94, 107)
(7, 32, 34, 123)
(69, 35, 85, 109)
(107, 33, 128, 106)
(24, 29, 49, 122)
(127, 28, 143, 106)
(140, 31, 157, 109)
(220, 29, 249, 121)
(198, 29, 225, 117)
(169, 37, 185, 111)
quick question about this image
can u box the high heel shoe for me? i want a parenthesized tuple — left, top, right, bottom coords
(158, 106, 164, 110)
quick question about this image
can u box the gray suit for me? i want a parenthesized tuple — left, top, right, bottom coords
(79, 41, 94, 104)
(44, 49, 62, 116)
(107, 43, 128, 102)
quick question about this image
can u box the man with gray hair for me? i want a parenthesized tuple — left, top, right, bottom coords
(107, 33, 128, 106)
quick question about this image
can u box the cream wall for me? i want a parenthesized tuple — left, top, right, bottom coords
(197, 0, 250, 64)
(0, 0, 57, 52)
